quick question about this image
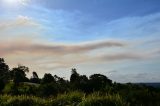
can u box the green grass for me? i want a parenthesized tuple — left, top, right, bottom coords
(0, 95, 47, 106)
(79, 92, 129, 106)
(0, 91, 128, 106)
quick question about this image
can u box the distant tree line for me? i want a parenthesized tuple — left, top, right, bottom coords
(0, 58, 112, 96)
(1, 58, 160, 106)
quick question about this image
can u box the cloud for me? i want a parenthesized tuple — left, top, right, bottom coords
(0, 15, 39, 31)
(0, 39, 126, 56)
(96, 52, 149, 61)
(1, 37, 159, 72)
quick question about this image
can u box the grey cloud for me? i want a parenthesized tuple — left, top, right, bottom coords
(0, 39, 126, 56)
(29, 50, 155, 70)
(1, 38, 159, 72)
(96, 52, 149, 61)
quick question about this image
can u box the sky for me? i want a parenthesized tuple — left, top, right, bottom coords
(0, 0, 160, 82)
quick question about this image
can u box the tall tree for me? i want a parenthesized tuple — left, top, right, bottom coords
(30, 71, 40, 83)
(32, 71, 39, 79)
(70, 68, 80, 83)
(70, 68, 81, 90)
(0, 58, 9, 82)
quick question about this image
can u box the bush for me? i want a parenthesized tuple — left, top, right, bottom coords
(38, 83, 58, 97)
(2, 82, 18, 95)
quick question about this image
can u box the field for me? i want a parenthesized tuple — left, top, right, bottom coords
(0, 91, 129, 106)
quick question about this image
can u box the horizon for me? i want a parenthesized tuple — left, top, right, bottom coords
(0, 0, 160, 83)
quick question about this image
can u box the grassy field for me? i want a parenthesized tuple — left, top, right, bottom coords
(0, 91, 128, 106)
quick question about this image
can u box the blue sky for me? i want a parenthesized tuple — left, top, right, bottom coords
(0, 0, 160, 82)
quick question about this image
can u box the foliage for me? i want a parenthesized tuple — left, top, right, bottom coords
(0, 58, 9, 84)
(0, 95, 48, 106)
(30, 71, 40, 83)
(89, 74, 112, 91)
(51, 91, 84, 106)
(41, 73, 55, 84)
(10, 65, 29, 84)
(0, 79, 5, 92)
(0, 92, 128, 106)
(38, 82, 58, 97)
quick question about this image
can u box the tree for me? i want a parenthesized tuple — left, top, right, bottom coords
(54, 75, 70, 93)
(41, 73, 55, 84)
(30, 71, 40, 83)
(79, 75, 89, 92)
(70, 68, 80, 83)
(10, 65, 29, 84)
(0, 79, 5, 92)
(32, 71, 39, 79)
(39, 74, 58, 96)
(70, 68, 81, 89)
(39, 82, 58, 96)
(17, 65, 29, 73)
(0, 58, 9, 82)
(70, 69, 90, 91)
(89, 74, 112, 91)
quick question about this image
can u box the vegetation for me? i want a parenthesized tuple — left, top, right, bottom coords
(0, 92, 128, 106)
(0, 58, 160, 106)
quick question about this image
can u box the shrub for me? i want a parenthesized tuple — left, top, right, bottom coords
(2, 82, 18, 95)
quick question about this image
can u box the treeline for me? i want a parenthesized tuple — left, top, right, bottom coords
(0, 58, 113, 95)
(0, 58, 160, 106)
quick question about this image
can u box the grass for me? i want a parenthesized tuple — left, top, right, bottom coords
(0, 95, 48, 106)
(0, 91, 128, 106)
(79, 92, 129, 106)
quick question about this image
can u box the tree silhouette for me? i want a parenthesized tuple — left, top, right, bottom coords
(70, 68, 81, 89)
(10, 65, 29, 84)
(0, 79, 5, 92)
(79, 75, 89, 92)
(70, 68, 80, 83)
(30, 71, 40, 83)
(89, 74, 112, 91)
(32, 71, 39, 79)
(0, 58, 9, 82)
(54, 75, 70, 92)
(41, 73, 55, 84)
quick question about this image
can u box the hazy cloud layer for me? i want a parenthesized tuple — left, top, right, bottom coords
(0, 15, 39, 31)
(0, 39, 126, 56)
(1, 38, 159, 73)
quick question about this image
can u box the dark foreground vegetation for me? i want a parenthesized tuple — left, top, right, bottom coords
(0, 58, 160, 106)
